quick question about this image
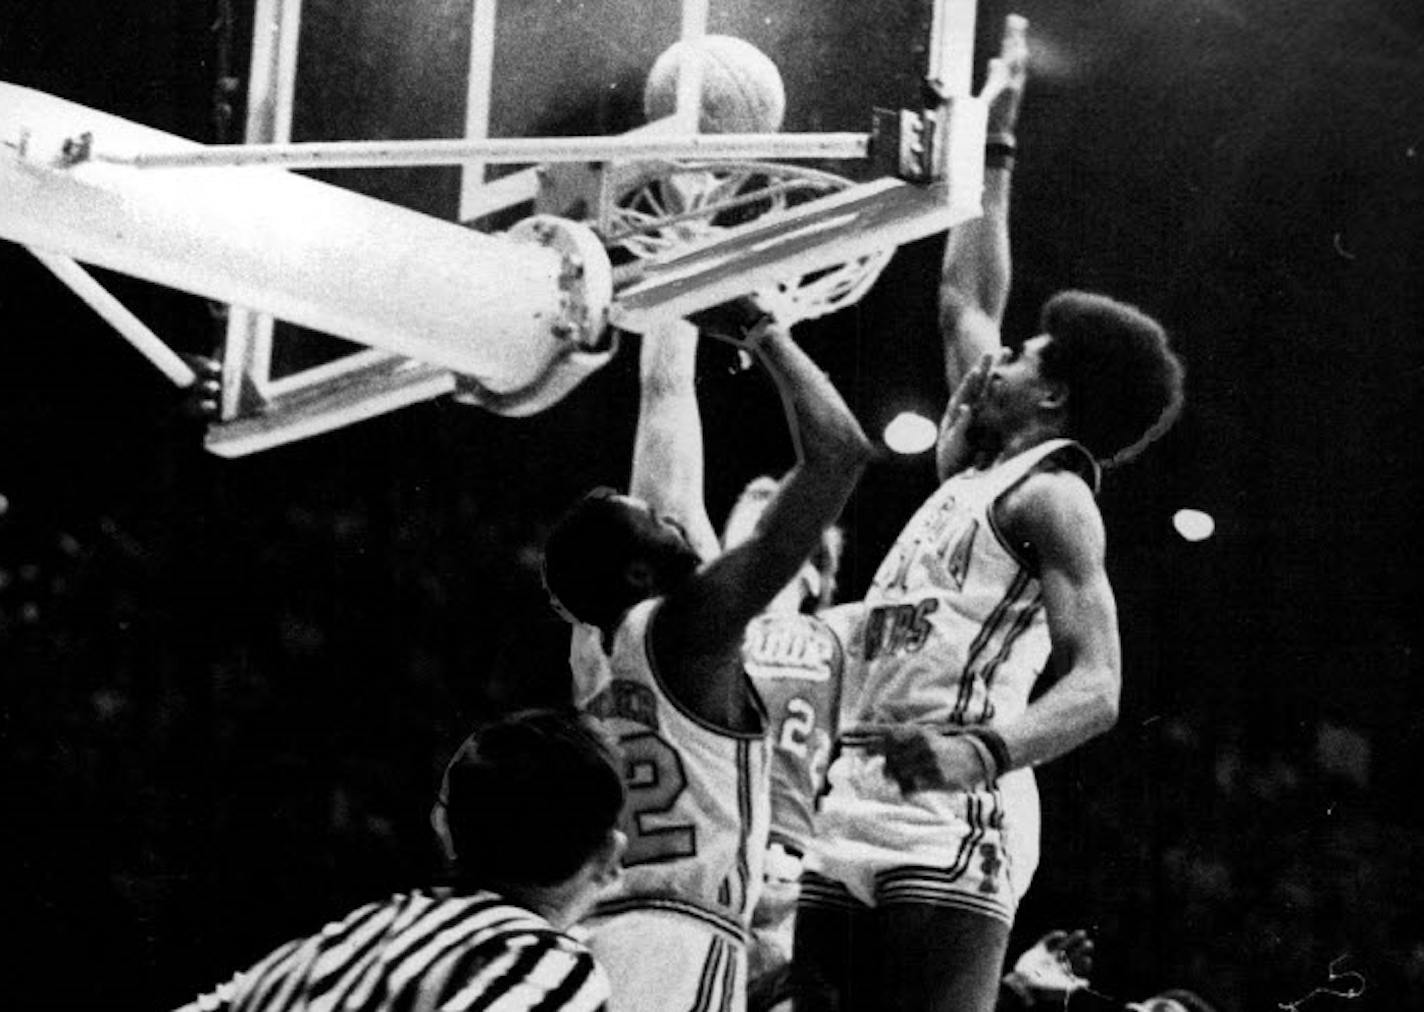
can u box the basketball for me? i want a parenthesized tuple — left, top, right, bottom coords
(643, 35, 786, 134)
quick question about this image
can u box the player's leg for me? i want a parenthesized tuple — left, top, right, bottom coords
(584, 908, 745, 1012)
(875, 899, 1010, 1012)
(789, 870, 876, 1011)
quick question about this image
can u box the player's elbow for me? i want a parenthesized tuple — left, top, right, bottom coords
(837, 415, 875, 464)
(1094, 692, 1120, 736)
(839, 427, 875, 470)
(1086, 672, 1121, 736)
(805, 423, 874, 477)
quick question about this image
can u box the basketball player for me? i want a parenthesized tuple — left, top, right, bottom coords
(581, 322, 858, 1012)
(792, 15, 1187, 1012)
(717, 477, 856, 1012)
(177, 708, 626, 1012)
(543, 304, 872, 1012)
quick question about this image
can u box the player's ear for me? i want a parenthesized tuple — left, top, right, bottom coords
(624, 559, 658, 592)
(1038, 378, 1069, 412)
(591, 830, 626, 888)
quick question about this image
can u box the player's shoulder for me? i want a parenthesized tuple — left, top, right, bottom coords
(1020, 461, 1096, 500)
(999, 465, 1104, 550)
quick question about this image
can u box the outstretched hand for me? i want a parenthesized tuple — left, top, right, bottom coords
(979, 14, 1029, 138)
(1004, 928, 1094, 1004)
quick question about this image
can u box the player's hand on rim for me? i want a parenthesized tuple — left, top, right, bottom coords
(688, 290, 791, 352)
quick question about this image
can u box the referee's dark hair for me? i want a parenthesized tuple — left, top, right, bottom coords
(444, 708, 626, 887)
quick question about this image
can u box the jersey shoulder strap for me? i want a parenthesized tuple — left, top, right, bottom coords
(991, 438, 1100, 498)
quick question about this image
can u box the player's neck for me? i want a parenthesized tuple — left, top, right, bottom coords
(993, 419, 1064, 467)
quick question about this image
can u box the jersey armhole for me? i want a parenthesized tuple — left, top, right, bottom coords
(642, 599, 769, 740)
(988, 443, 1098, 572)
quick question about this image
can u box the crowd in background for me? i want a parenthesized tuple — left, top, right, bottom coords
(5, 450, 1421, 1009)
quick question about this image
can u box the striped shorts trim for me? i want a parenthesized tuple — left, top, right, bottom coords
(799, 867, 1013, 926)
(587, 895, 748, 946)
(798, 870, 869, 912)
(692, 935, 740, 1012)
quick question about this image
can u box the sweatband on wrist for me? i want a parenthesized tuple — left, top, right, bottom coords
(985, 139, 1017, 170)
(962, 726, 1012, 779)
(958, 731, 999, 788)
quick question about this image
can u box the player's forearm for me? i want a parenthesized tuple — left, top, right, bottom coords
(754, 321, 872, 473)
(941, 165, 1012, 327)
(630, 320, 719, 558)
(995, 663, 1120, 771)
(733, 323, 870, 602)
(943, 8, 1024, 339)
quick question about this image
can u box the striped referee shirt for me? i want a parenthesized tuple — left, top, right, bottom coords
(175, 888, 610, 1012)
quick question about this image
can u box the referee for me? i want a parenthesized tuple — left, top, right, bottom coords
(176, 708, 627, 1011)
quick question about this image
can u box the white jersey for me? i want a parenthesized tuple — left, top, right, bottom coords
(572, 599, 772, 934)
(743, 604, 860, 854)
(809, 440, 1096, 918)
(841, 439, 1098, 732)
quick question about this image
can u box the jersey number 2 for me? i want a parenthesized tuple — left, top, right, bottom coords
(618, 730, 697, 866)
(779, 697, 831, 788)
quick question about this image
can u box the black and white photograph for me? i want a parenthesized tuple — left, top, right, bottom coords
(2, 1, 1421, 1009)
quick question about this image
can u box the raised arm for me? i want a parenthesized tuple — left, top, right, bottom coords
(652, 308, 873, 728)
(628, 318, 720, 561)
(938, 14, 1028, 393)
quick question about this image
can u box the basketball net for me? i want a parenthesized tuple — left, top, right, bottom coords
(606, 158, 894, 326)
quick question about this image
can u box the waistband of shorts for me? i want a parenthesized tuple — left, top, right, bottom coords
(586, 895, 748, 946)
(837, 722, 979, 747)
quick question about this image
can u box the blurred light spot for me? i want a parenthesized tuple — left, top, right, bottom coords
(1172, 508, 1215, 542)
(0, 492, 9, 517)
(883, 412, 937, 455)
(1315, 721, 1371, 788)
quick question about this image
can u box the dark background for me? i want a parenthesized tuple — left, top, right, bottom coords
(2, 1, 1422, 1008)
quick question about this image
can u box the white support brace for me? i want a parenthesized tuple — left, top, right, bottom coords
(673, 0, 711, 132)
(458, 0, 499, 220)
(26, 247, 198, 387)
(928, 0, 978, 96)
(223, 0, 303, 419)
(0, 83, 608, 384)
(95, 131, 870, 171)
